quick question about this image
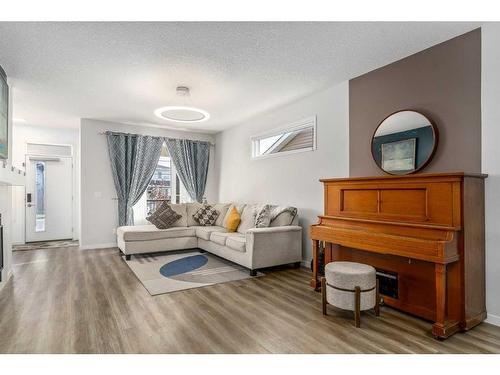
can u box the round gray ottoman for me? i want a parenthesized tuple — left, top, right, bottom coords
(321, 261, 380, 327)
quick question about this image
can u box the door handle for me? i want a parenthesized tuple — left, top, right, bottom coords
(27, 203, 36, 208)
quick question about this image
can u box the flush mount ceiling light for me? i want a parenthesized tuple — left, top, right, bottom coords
(154, 86, 210, 123)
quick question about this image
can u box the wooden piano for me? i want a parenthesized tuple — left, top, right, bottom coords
(310, 172, 487, 339)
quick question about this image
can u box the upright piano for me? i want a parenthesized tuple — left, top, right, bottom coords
(310, 172, 487, 339)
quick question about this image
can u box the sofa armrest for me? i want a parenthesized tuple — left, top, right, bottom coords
(246, 226, 302, 269)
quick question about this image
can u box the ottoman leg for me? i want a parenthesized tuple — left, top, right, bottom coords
(125, 254, 131, 261)
(374, 279, 380, 317)
(354, 286, 361, 328)
(321, 277, 327, 315)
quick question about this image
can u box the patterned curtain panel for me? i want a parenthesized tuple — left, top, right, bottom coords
(106, 132, 164, 226)
(165, 138, 210, 203)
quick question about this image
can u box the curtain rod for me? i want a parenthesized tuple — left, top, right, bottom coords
(98, 131, 215, 146)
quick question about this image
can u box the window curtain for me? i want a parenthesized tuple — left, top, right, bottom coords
(164, 138, 210, 203)
(106, 131, 164, 226)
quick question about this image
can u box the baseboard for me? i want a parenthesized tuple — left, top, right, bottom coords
(301, 259, 311, 269)
(79, 242, 117, 250)
(0, 270, 13, 291)
(486, 313, 500, 327)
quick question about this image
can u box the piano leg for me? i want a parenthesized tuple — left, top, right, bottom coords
(310, 239, 321, 290)
(432, 263, 460, 339)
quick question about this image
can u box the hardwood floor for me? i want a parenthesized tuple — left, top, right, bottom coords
(1, 246, 500, 354)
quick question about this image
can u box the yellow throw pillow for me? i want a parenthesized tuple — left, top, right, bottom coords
(224, 206, 241, 232)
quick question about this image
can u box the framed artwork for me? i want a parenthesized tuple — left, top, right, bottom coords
(381, 138, 416, 173)
(0, 69, 8, 160)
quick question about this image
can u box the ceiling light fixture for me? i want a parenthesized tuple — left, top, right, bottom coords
(13, 118, 26, 123)
(154, 86, 210, 123)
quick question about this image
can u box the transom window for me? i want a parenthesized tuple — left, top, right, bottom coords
(251, 116, 316, 159)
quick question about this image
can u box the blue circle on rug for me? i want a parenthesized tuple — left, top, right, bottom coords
(159, 255, 208, 278)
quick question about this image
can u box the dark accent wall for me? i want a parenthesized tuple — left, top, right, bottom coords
(349, 29, 481, 176)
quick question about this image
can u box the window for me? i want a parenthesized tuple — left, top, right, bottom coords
(133, 144, 191, 223)
(146, 153, 172, 215)
(35, 161, 46, 232)
(251, 116, 316, 159)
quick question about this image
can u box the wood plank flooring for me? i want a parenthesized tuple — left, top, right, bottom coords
(1, 246, 500, 353)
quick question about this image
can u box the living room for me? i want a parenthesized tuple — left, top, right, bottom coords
(1, 0, 500, 372)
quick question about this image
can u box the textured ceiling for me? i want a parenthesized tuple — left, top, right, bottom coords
(0, 22, 479, 133)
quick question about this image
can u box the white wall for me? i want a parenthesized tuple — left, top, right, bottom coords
(0, 186, 13, 288)
(482, 23, 500, 326)
(215, 82, 349, 263)
(0, 86, 14, 287)
(80, 119, 217, 248)
(10, 123, 80, 243)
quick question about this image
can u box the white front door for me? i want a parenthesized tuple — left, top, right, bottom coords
(25, 156, 73, 242)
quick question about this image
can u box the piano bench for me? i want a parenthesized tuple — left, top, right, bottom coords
(321, 261, 380, 328)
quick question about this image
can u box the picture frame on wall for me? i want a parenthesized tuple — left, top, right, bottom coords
(381, 138, 416, 173)
(0, 66, 8, 160)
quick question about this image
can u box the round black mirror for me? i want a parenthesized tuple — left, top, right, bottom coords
(371, 110, 438, 175)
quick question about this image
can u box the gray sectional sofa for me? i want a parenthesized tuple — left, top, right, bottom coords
(116, 202, 303, 275)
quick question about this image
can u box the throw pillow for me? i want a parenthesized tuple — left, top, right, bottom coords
(146, 201, 182, 229)
(255, 204, 272, 228)
(224, 206, 241, 232)
(193, 205, 220, 226)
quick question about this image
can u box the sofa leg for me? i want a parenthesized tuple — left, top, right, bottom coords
(293, 261, 301, 269)
(125, 254, 131, 261)
(250, 269, 257, 277)
(199, 249, 206, 253)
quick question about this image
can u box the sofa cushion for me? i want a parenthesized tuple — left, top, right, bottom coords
(186, 202, 204, 226)
(170, 204, 188, 227)
(209, 231, 246, 249)
(194, 225, 227, 241)
(210, 231, 230, 246)
(146, 202, 182, 229)
(117, 225, 196, 242)
(193, 205, 220, 226)
(237, 204, 257, 234)
(212, 203, 231, 227)
(226, 235, 246, 253)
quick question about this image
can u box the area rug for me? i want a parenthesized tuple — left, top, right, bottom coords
(124, 250, 263, 295)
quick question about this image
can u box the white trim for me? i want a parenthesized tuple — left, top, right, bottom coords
(79, 242, 117, 250)
(0, 270, 13, 291)
(251, 116, 316, 140)
(25, 142, 73, 158)
(251, 116, 317, 160)
(486, 313, 500, 327)
(252, 146, 315, 160)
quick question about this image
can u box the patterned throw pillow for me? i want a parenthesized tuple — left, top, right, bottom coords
(255, 204, 272, 228)
(193, 205, 220, 226)
(147, 201, 182, 229)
